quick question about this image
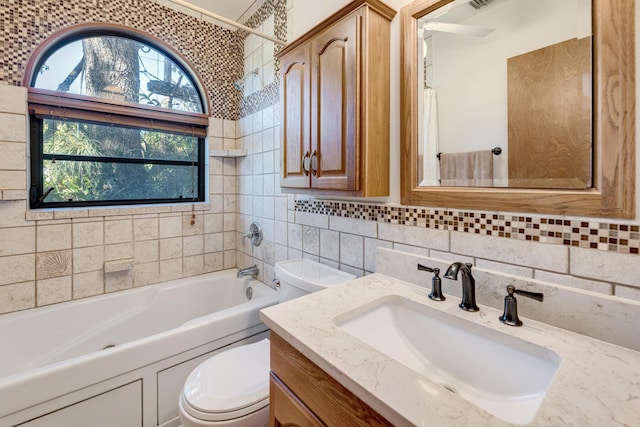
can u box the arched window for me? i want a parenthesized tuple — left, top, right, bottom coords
(26, 24, 208, 208)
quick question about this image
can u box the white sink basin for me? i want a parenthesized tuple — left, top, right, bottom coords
(334, 296, 561, 425)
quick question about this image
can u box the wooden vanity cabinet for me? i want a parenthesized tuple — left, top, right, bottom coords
(269, 332, 392, 427)
(277, 0, 396, 197)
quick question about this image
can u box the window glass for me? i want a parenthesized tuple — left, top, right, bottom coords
(33, 36, 203, 113)
(28, 29, 207, 209)
(40, 118, 201, 203)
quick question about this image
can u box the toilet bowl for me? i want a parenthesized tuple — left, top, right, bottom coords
(178, 259, 355, 426)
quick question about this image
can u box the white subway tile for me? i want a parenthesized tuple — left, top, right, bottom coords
(134, 240, 159, 264)
(0, 170, 25, 189)
(183, 235, 204, 256)
(205, 233, 224, 253)
(451, 232, 568, 273)
(330, 216, 377, 238)
(0, 281, 35, 313)
(0, 113, 26, 142)
(339, 263, 364, 278)
(535, 270, 612, 295)
(223, 250, 236, 269)
(2, 190, 27, 200)
(320, 229, 340, 261)
(287, 223, 302, 250)
(365, 238, 393, 272)
(160, 258, 183, 281)
(105, 243, 133, 262)
(0, 226, 34, 256)
(275, 244, 288, 262)
(160, 237, 183, 260)
(104, 219, 133, 245)
(73, 246, 104, 273)
(208, 117, 223, 137)
(570, 247, 640, 286)
(159, 215, 182, 238)
(204, 252, 224, 273)
(378, 223, 448, 251)
(133, 217, 159, 241)
(302, 226, 319, 255)
(392, 243, 430, 258)
(0, 84, 26, 114)
(54, 210, 88, 220)
(296, 211, 329, 229)
(37, 224, 71, 252)
(73, 270, 104, 299)
(274, 220, 288, 245)
(37, 276, 72, 306)
(134, 262, 160, 286)
(340, 233, 364, 269)
(0, 142, 26, 170)
(615, 285, 640, 302)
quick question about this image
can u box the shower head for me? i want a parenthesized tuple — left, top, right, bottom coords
(233, 80, 244, 91)
(469, 0, 494, 9)
(233, 68, 261, 92)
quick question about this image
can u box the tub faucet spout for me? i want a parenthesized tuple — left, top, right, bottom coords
(237, 265, 259, 278)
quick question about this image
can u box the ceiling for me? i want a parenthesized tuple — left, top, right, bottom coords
(182, 0, 257, 21)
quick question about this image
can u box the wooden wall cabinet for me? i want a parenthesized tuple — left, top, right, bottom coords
(269, 332, 392, 427)
(277, 0, 396, 197)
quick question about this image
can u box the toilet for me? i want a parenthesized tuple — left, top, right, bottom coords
(178, 259, 355, 426)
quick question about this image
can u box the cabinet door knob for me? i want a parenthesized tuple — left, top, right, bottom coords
(311, 151, 318, 176)
(301, 151, 310, 176)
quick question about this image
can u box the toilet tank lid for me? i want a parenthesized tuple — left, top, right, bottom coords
(274, 259, 355, 292)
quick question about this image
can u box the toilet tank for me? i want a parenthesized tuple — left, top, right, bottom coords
(274, 259, 355, 303)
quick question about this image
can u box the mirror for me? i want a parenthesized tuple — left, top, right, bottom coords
(417, 0, 592, 189)
(401, 0, 635, 217)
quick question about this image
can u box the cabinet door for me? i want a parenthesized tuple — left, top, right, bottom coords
(310, 12, 361, 191)
(281, 44, 311, 189)
(270, 373, 325, 427)
(19, 381, 142, 427)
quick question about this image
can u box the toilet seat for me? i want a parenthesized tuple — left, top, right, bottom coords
(181, 339, 270, 422)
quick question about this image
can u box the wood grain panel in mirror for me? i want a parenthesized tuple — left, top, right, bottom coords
(400, 0, 635, 218)
(508, 37, 592, 189)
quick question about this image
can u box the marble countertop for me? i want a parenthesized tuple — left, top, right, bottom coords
(260, 273, 640, 426)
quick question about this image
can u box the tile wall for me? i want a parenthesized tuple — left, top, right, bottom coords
(0, 0, 252, 315)
(1, 0, 639, 318)
(235, 0, 640, 309)
(0, 84, 237, 314)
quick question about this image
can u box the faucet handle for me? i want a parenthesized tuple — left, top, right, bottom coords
(511, 285, 544, 302)
(417, 264, 445, 301)
(499, 285, 543, 326)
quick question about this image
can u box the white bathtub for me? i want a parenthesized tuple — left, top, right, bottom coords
(0, 269, 278, 427)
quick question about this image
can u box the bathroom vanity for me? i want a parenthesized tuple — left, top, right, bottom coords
(260, 273, 640, 426)
(269, 333, 390, 426)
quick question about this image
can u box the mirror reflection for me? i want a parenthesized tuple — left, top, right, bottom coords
(416, 0, 592, 189)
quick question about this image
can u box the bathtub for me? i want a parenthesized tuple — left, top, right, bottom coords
(0, 269, 278, 427)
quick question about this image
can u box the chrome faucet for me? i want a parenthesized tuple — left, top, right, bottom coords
(237, 265, 259, 278)
(444, 262, 479, 312)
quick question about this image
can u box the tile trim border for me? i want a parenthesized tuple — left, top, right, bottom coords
(294, 199, 640, 255)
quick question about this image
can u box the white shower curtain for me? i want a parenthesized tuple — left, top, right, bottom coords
(419, 87, 440, 186)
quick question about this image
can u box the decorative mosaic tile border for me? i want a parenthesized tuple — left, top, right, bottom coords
(295, 200, 640, 255)
(0, 0, 244, 120)
(238, 0, 286, 118)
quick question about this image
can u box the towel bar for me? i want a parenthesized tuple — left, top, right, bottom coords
(437, 147, 501, 160)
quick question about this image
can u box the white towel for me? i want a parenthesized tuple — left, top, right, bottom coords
(418, 88, 440, 186)
(439, 149, 494, 187)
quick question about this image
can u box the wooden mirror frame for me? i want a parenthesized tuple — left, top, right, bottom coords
(400, 0, 635, 218)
